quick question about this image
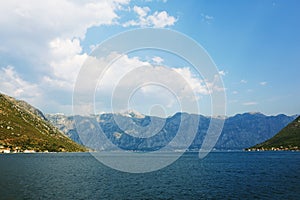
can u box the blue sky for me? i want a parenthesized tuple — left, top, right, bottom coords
(0, 0, 299, 116)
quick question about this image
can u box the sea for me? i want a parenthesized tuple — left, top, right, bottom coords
(0, 151, 299, 200)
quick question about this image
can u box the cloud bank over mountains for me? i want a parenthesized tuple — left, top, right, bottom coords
(0, 0, 184, 114)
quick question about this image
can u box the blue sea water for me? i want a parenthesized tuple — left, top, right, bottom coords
(0, 151, 299, 199)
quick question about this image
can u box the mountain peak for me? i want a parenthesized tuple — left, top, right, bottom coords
(247, 112, 264, 116)
(118, 110, 145, 118)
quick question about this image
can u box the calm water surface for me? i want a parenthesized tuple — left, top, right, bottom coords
(0, 152, 299, 199)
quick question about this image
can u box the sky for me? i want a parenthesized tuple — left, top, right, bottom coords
(0, 0, 299, 117)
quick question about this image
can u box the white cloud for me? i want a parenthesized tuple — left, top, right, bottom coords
(173, 67, 210, 95)
(0, 1, 130, 110)
(0, 1, 129, 62)
(0, 0, 128, 39)
(259, 81, 267, 86)
(49, 38, 82, 59)
(240, 79, 247, 84)
(152, 56, 164, 64)
(96, 53, 150, 92)
(147, 11, 177, 28)
(0, 0, 130, 87)
(133, 5, 150, 17)
(201, 14, 214, 24)
(242, 102, 258, 106)
(0, 66, 41, 100)
(232, 91, 238, 94)
(219, 70, 226, 76)
(0, 1, 179, 114)
(45, 38, 88, 90)
(123, 6, 177, 28)
(83, 53, 215, 114)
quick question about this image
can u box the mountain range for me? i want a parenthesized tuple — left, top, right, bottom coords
(1, 92, 297, 152)
(46, 111, 296, 151)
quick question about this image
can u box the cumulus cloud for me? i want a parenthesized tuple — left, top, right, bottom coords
(0, 0, 130, 88)
(0, 1, 175, 81)
(45, 38, 88, 90)
(123, 5, 177, 28)
(133, 5, 150, 17)
(0, 0, 128, 39)
(94, 54, 209, 98)
(152, 56, 164, 64)
(0, 0, 129, 66)
(0, 1, 178, 114)
(78, 52, 224, 115)
(0, 1, 128, 110)
(0, 66, 41, 100)
(173, 67, 210, 95)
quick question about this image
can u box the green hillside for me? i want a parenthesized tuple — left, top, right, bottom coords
(247, 116, 300, 151)
(0, 93, 86, 152)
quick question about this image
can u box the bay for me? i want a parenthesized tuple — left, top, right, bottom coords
(0, 152, 299, 199)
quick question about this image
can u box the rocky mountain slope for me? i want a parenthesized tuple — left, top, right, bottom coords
(247, 116, 300, 151)
(0, 93, 86, 152)
(46, 111, 296, 151)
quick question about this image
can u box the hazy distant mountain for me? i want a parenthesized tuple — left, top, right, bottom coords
(213, 112, 295, 150)
(0, 93, 86, 152)
(247, 116, 300, 151)
(46, 111, 296, 151)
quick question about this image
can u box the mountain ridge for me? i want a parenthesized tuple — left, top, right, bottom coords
(247, 116, 300, 151)
(46, 111, 296, 151)
(0, 93, 86, 152)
